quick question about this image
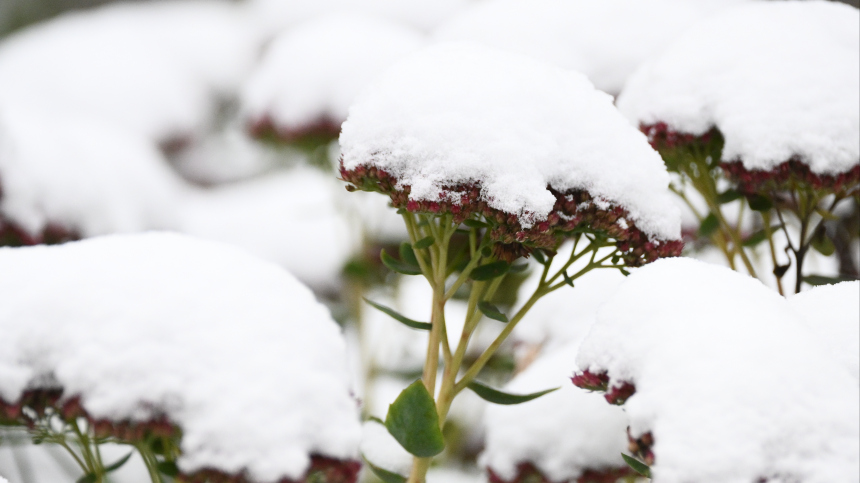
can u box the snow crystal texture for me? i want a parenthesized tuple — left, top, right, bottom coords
(0, 233, 361, 481)
(576, 258, 860, 483)
(617, 1, 860, 174)
(789, 281, 860, 381)
(435, 0, 750, 95)
(481, 342, 628, 481)
(242, 14, 425, 131)
(340, 43, 680, 240)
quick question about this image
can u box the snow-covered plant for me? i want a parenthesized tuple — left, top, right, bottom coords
(339, 43, 682, 482)
(618, 0, 860, 293)
(572, 257, 859, 482)
(0, 233, 362, 483)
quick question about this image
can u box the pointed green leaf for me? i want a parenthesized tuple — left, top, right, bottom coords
(811, 232, 835, 257)
(384, 381, 445, 457)
(466, 381, 559, 405)
(509, 263, 528, 273)
(381, 249, 422, 275)
(478, 301, 509, 323)
(363, 457, 407, 483)
(470, 261, 510, 281)
(463, 219, 489, 229)
(620, 268, 631, 276)
(562, 271, 575, 288)
(76, 474, 97, 483)
(698, 213, 720, 238)
(400, 242, 419, 266)
(532, 249, 547, 265)
(621, 454, 651, 478)
(716, 189, 742, 204)
(104, 452, 133, 473)
(157, 461, 179, 477)
(773, 263, 790, 278)
(364, 298, 432, 331)
(803, 274, 857, 286)
(413, 236, 435, 250)
(747, 194, 773, 212)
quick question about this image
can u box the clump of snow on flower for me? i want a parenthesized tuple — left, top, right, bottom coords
(248, 0, 469, 34)
(434, 0, 749, 95)
(576, 257, 859, 482)
(0, 0, 257, 142)
(789, 281, 860, 381)
(481, 341, 628, 482)
(340, 42, 680, 240)
(617, 1, 860, 174)
(177, 168, 358, 292)
(0, 233, 361, 481)
(241, 14, 425, 137)
(0, 106, 186, 237)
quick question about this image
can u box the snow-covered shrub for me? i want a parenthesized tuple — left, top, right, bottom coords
(573, 257, 859, 482)
(340, 42, 681, 482)
(618, 0, 860, 293)
(0, 233, 361, 483)
(434, 0, 750, 95)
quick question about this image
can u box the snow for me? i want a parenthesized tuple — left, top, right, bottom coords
(481, 342, 629, 482)
(434, 0, 750, 95)
(361, 420, 412, 476)
(0, 105, 186, 238)
(0, 233, 361, 481)
(242, 14, 425, 136)
(0, 475, 6, 483)
(248, 0, 470, 34)
(340, 42, 680, 240)
(177, 168, 358, 291)
(0, 0, 258, 141)
(789, 281, 860, 381)
(576, 257, 860, 483)
(617, 1, 860, 174)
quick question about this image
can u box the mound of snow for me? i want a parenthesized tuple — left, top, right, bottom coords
(617, 1, 860, 174)
(242, 14, 425, 136)
(0, 233, 361, 481)
(435, 0, 750, 95)
(340, 42, 679, 240)
(576, 257, 859, 482)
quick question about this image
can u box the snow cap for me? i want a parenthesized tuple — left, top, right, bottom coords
(788, 281, 860, 381)
(617, 1, 860, 174)
(242, 13, 425, 138)
(576, 257, 860, 483)
(481, 342, 629, 482)
(340, 42, 680, 241)
(434, 0, 750, 95)
(0, 233, 361, 481)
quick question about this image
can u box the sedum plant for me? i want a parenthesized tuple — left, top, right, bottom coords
(617, 0, 860, 294)
(338, 42, 682, 482)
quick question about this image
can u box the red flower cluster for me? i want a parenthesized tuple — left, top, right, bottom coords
(487, 462, 630, 483)
(627, 429, 655, 466)
(0, 390, 360, 483)
(340, 163, 682, 265)
(722, 159, 860, 195)
(247, 115, 341, 145)
(570, 370, 636, 406)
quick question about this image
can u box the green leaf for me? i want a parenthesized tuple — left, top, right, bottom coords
(811, 232, 835, 257)
(157, 461, 180, 477)
(620, 268, 631, 276)
(698, 213, 720, 238)
(104, 452, 133, 473)
(381, 249, 422, 276)
(384, 381, 445, 457)
(364, 298, 432, 331)
(621, 453, 651, 478)
(773, 263, 790, 278)
(400, 242, 419, 266)
(562, 271, 575, 288)
(532, 249, 547, 265)
(466, 381, 559, 405)
(463, 219, 489, 229)
(366, 416, 384, 425)
(414, 236, 435, 250)
(716, 189, 742, 204)
(803, 274, 857, 286)
(470, 261, 510, 281)
(76, 474, 97, 483)
(509, 263, 528, 273)
(478, 301, 509, 322)
(742, 224, 783, 247)
(747, 194, 773, 212)
(363, 457, 407, 483)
